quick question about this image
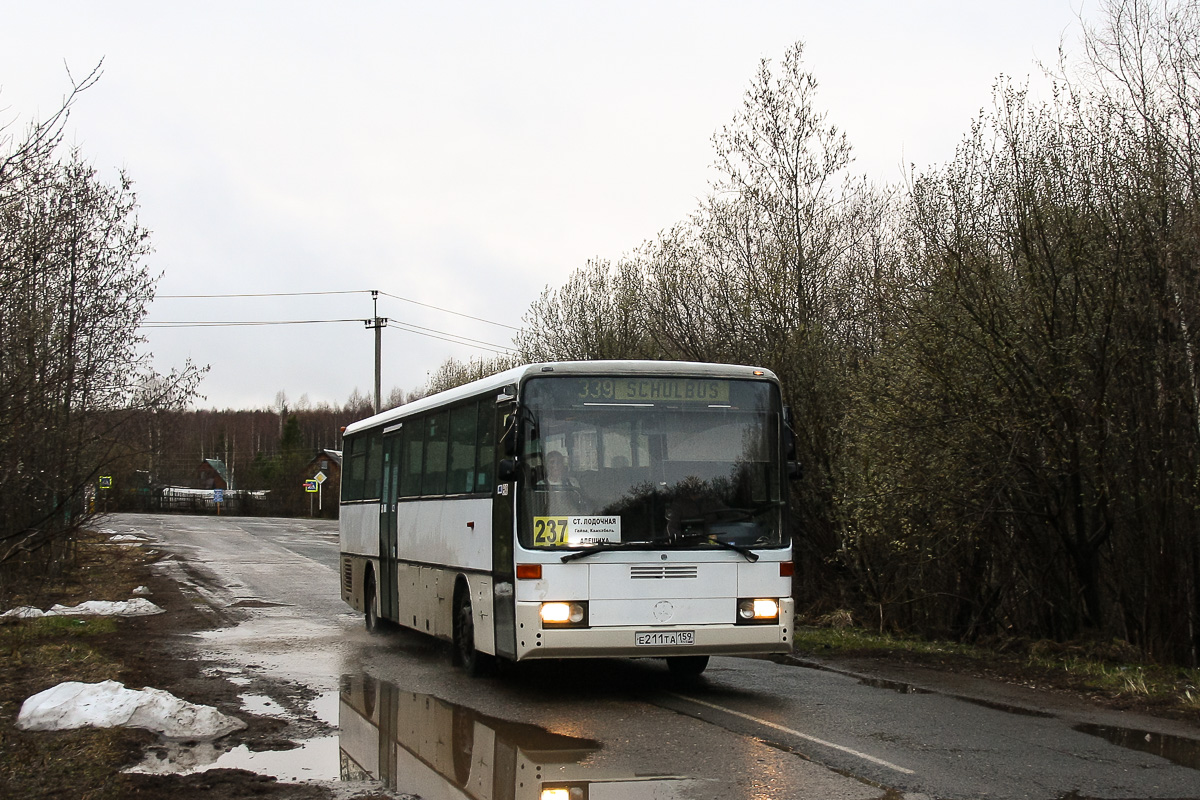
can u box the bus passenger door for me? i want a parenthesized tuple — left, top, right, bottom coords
(379, 434, 401, 623)
(491, 404, 517, 660)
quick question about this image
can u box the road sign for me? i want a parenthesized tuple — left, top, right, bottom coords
(314, 471, 327, 484)
(214, 489, 224, 503)
(99, 476, 113, 489)
(304, 480, 318, 493)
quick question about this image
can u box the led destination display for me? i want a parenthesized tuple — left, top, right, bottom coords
(574, 378, 730, 404)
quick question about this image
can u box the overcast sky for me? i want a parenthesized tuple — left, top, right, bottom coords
(1, 1, 1093, 411)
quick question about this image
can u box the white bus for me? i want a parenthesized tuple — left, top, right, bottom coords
(339, 360, 796, 676)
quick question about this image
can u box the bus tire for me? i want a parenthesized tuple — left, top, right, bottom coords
(364, 569, 380, 634)
(667, 655, 709, 677)
(453, 588, 492, 676)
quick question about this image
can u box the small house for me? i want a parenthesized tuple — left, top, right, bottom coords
(198, 458, 230, 490)
(301, 449, 342, 517)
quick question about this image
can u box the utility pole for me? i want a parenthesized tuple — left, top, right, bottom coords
(365, 290, 388, 414)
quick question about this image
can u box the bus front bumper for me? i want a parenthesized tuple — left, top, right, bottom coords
(513, 598, 794, 660)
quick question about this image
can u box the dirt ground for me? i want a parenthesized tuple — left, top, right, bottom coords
(0, 531, 397, 800)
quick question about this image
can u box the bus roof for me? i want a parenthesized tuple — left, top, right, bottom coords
(342, 360, 778, 437)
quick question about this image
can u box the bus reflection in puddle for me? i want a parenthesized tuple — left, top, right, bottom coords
(340, 672, 695, 799)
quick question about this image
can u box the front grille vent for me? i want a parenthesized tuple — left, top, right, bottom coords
(342, 558, 353, 592)
(630, 565, 698, 580)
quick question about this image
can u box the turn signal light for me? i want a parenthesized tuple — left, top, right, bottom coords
(516, 564, 542, 580)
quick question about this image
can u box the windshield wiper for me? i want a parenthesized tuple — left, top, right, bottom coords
(559, 535, 760, 563)
(560, 541, 657, 563)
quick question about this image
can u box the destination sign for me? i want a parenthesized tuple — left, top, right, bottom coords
(574, 378, 730, 404)
(532, 516, 621, 547)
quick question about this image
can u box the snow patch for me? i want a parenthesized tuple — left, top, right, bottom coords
(49, 599, 165, 616)
(17, 680, 246, 739)
(2, 598, 164, 618)
(1, 606, 46, 619)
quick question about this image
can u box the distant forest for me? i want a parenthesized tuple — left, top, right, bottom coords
(108, 398, 369, 518)
(103, 375, 495, 517)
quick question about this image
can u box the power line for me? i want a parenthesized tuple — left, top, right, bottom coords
(142, 318, 364, 327)
(154, 288, 520, 331)
(376, 290, 520, 331)
(156, 290, 364, 298)
(385, 320, 515, 354)
(141, 316, 516, 353)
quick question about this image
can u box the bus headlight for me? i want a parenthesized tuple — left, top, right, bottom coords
(541, 786, 586, 800)
(737, 598, 779, 624)
(540, 601, 587, 626)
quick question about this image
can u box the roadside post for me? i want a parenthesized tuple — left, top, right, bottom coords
(99, 476, 112, 513)
(304, 479, 318, 516)
(314, 471, 327, 513)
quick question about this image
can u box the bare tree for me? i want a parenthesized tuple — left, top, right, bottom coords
(0, 73, 203, 591)
(515, 258, 652, 362)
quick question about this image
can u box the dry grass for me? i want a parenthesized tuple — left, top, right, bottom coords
(0, 531, 152, 799)
(795, 616, 1200, 719)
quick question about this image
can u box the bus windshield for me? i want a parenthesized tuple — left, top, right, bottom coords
(518, 376, 785, 551)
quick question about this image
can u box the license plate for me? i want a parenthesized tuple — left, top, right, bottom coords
(635, 630, 695, 646)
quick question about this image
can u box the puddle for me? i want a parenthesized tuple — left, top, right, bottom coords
(126, 689, 343, 781)
(857, 676, 932, 695)
(310, 687, 339, 726)
(239, 693, 292, 719)
(339, 673, 698, 798)
(130, 735, 341, 781)
(228, 598, 292, 608)
(956, 697, 1055, 718)
(1074, 723, 1200, 771)
(129, 673, 700, 796)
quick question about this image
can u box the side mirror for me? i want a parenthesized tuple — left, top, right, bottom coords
(501, 405, 521, 457)
(783, 406, 800, 481)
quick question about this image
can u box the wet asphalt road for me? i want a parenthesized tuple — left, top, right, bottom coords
(107, 512, 1200, 800)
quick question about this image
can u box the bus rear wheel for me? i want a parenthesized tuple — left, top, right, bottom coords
(667, 655, 709, 677)
(364, 570, 380, 634)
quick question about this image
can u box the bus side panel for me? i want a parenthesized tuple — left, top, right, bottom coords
(340, 502, 380, 557)
(395, 562, 420, 629)
(392, 565, 494, 654)
(340, 554, 376, 613)
(396, 497, 492, 571)
(468, 573, 495, 656)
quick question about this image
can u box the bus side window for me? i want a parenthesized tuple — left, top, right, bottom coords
(475, 399, 495, 492)
(447, 402, 478, 495)
(423, 411, 449, 496)
(344, 436, 366, 501)
(399, 419, 424, 498)
(365, 434, 384, 501)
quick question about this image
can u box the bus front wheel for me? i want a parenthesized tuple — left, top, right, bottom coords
(453, 590, 492, 676)
(667, 655, 709, 677)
